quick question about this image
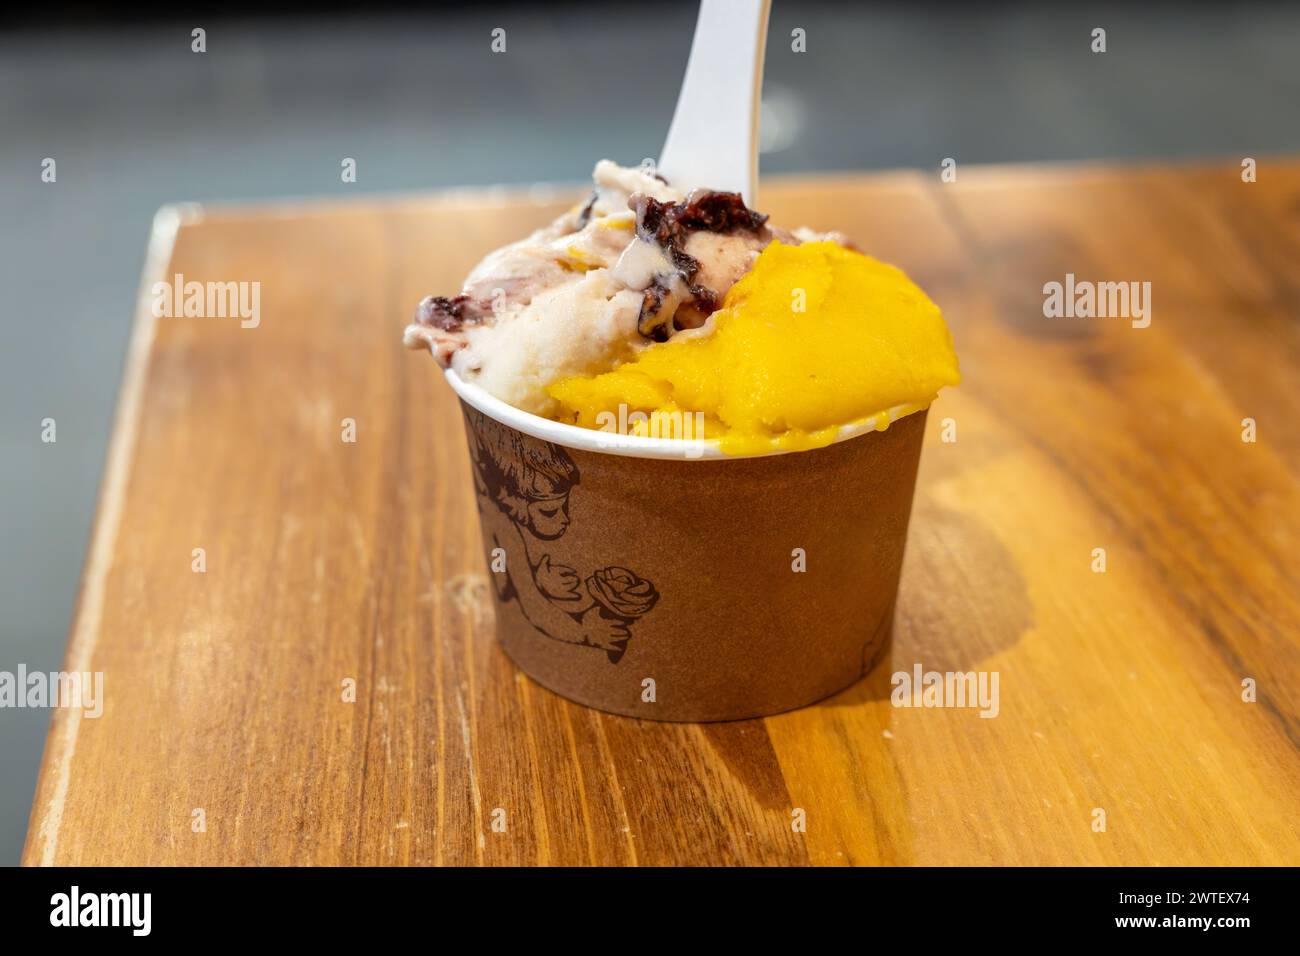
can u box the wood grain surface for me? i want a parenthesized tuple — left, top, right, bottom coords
(23, 161, 1300, 866)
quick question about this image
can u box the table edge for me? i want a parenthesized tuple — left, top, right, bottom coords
(20, 207, 183, 866)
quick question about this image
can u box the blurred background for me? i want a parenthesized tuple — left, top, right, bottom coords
(2, 0, 1298, 864)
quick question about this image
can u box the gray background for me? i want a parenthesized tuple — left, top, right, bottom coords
(2, 1, 1298, 864)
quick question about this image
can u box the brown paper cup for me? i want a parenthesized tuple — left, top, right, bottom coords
(447, 370, 927, 722)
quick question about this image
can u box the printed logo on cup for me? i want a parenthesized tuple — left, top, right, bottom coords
(462, 408, 661, 663)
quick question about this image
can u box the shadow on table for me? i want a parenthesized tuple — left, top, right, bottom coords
(826, 501, 1034, 707)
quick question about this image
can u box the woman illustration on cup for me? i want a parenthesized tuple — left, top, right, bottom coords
(463, 409, 658, 662)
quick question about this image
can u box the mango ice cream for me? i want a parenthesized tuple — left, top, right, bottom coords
(546, 240, 959, 455)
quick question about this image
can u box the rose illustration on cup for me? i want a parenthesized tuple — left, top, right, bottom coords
(586, 567, 659, 662)
(463, 409, 661, 663)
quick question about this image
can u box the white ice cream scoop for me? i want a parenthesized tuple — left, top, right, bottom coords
(657, 0, 772, 207)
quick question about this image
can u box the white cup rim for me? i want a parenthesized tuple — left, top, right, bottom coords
(445, 367, 930, 461)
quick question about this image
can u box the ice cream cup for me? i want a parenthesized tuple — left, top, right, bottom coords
(445, 367, 929, 722)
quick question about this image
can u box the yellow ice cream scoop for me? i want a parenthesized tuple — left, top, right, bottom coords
(547, 240, 961, 455)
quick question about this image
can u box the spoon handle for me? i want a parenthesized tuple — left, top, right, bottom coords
(658, 0, 772, 206)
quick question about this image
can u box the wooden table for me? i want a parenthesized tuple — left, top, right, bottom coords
(24, 162, 1300, 866)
